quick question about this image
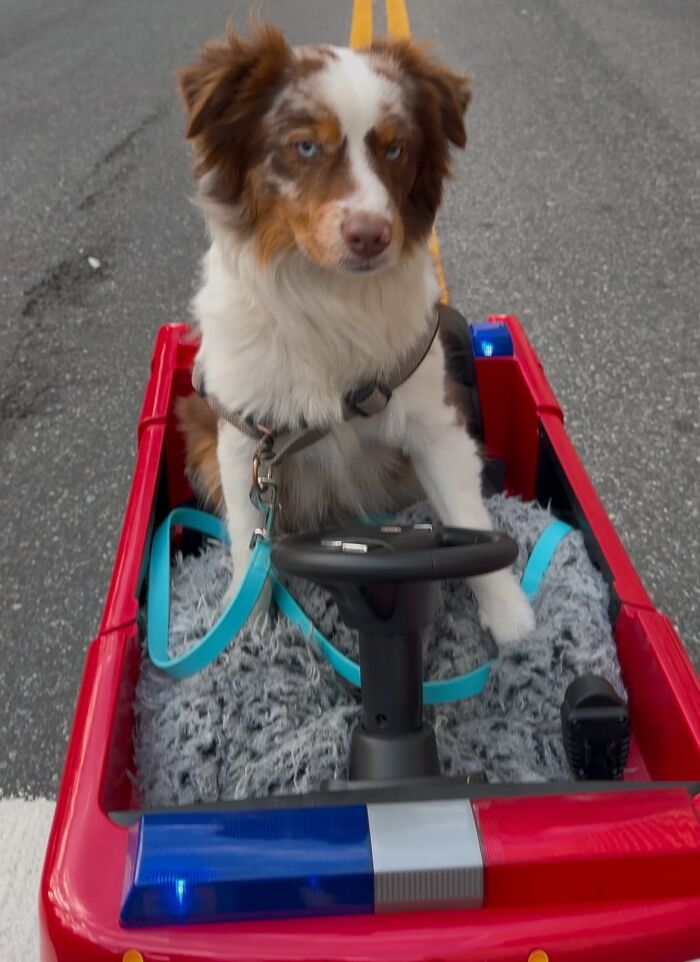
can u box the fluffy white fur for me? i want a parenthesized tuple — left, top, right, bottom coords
(189, 44, 535, 645)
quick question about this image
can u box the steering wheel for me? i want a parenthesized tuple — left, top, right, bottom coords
(272, 521, 516, 783)
(271, 521, 518, 585)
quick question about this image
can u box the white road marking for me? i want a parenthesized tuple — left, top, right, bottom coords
(0, 797, 55, 958)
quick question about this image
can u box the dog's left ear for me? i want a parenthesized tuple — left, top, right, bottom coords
(376, 39, 471, 149)
(177, 20, 291, 198)
(423, 61, 472, 149)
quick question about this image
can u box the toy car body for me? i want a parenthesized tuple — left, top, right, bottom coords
(40, 315, 700, 962)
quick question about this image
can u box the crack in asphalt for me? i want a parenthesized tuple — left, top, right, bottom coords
(97, 106, 165, 169)
(0, 107, 166, 434)
(78, 105, 167, 212)
(0, 256, 108, 435)
(21, 257, 98, 319)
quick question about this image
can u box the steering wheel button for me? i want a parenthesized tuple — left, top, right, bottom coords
(341, 542, 370, 554)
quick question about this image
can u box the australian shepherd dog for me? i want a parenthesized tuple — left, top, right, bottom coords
(176, 21, 534, 645)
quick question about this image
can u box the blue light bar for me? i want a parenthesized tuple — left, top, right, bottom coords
(120, 801, 484, 927)
(120, 806, 373, 927)
(469, 322, 513, 359)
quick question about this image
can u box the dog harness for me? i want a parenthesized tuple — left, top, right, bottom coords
(192, 309, 441, 481)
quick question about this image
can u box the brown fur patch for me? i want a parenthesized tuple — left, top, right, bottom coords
(295, 55, 325, 79)
(249, 133, 355, 265)
(274, 444, 422, 533)
(243, 168, 297, 262)
(282, 190, 350, 268)
(259, 116, 356, 266)
(175, 393, 223, 512)
(178, 21, 293, 207)
(366, 39, 472, 247)
(314, 114, 342, 146)
(254, 205, 298, 262)
(443, 376, 470, 429)
(365, 116, 415, 252)
(437, 306, 478, 434)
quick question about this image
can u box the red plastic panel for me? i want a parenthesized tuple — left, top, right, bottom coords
(474, 788, 700, 907)
(623, 735, 651, 780)
(538, 412, 652, 610)
(41, 891, 700, 961)
(137, 323, 191, 436)
(40, 628, 136, 962)
(99, 423, 165, 634)
(616, 604, 700, 779)
(492, 314, 563, 418)
(101, 325, 197, 634)
(163, 353, 199, 511)
(100, 635, 141, 813)
(475, 316, 563, 500)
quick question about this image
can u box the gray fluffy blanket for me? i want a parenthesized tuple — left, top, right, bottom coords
(134, 496, 623, 806)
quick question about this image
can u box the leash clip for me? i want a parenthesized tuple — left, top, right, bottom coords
(250, 443, 279, 547)
(249, 496, 277, 547)
(251, 430, 276, 492)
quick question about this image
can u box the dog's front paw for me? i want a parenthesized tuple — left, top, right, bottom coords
(477, 577, 535, 647)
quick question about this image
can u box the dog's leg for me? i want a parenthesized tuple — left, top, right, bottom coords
(405, 416, 534, 646)
(217, 422, 268, 608)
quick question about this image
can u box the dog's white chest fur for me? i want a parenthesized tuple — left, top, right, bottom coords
(195, 239, 439, 430)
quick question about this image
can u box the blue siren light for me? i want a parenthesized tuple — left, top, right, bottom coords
(120, 806, 374, 927)
(469, 322, 513, 359)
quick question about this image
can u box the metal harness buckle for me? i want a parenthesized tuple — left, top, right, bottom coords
(250, 436, 279, 546)
(345, 382, 392, 417)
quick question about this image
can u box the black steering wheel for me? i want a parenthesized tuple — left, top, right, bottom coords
(271, 521, 518, 584)
(272, 521, 516, 784)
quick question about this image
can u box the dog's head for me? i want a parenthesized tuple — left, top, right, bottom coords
(179, 21, 471, 274)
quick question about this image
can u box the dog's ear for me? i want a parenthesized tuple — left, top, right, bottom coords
(422, 60, 471, 149)
(178, 20, 291, 199)
(375, 39, 471, 149)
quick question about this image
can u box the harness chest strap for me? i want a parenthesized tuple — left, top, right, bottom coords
(192, 309, 441, 469)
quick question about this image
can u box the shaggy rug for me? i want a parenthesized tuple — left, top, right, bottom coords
(134, 495, 623, 806)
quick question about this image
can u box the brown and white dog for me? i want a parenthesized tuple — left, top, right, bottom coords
(177, 21, 534, 645)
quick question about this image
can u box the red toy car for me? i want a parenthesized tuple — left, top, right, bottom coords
(40, 316, 700, 962)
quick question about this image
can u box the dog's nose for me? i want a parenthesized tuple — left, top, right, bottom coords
(341, 213, 393, 258)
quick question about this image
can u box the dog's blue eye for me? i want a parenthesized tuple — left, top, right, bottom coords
(296, 140, 320, 159)
(386, 143, 402, 160)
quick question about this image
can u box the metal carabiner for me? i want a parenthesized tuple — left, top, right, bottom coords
(249, 444, 279, 546)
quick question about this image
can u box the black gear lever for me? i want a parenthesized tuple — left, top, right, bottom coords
(272, 521, 517, 782)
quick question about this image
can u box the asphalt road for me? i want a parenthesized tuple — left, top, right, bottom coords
(0, 0, 698, 799)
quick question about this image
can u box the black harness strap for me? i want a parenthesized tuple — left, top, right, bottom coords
(193, 309, 440, 467)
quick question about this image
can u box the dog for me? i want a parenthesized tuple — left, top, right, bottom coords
(176, 21, 534, 646)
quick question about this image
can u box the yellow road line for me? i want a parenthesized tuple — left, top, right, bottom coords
(386, 0, 410, 39)
(349, 0, 372, 49)
(385, 0, 450, 304)
(428, 231, 449, 305)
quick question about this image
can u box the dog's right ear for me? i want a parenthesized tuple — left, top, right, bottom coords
(178, 21, 291, 195)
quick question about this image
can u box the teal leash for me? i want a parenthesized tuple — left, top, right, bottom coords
(519, 519, 574, 599)
(148, 508, 572, 701)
